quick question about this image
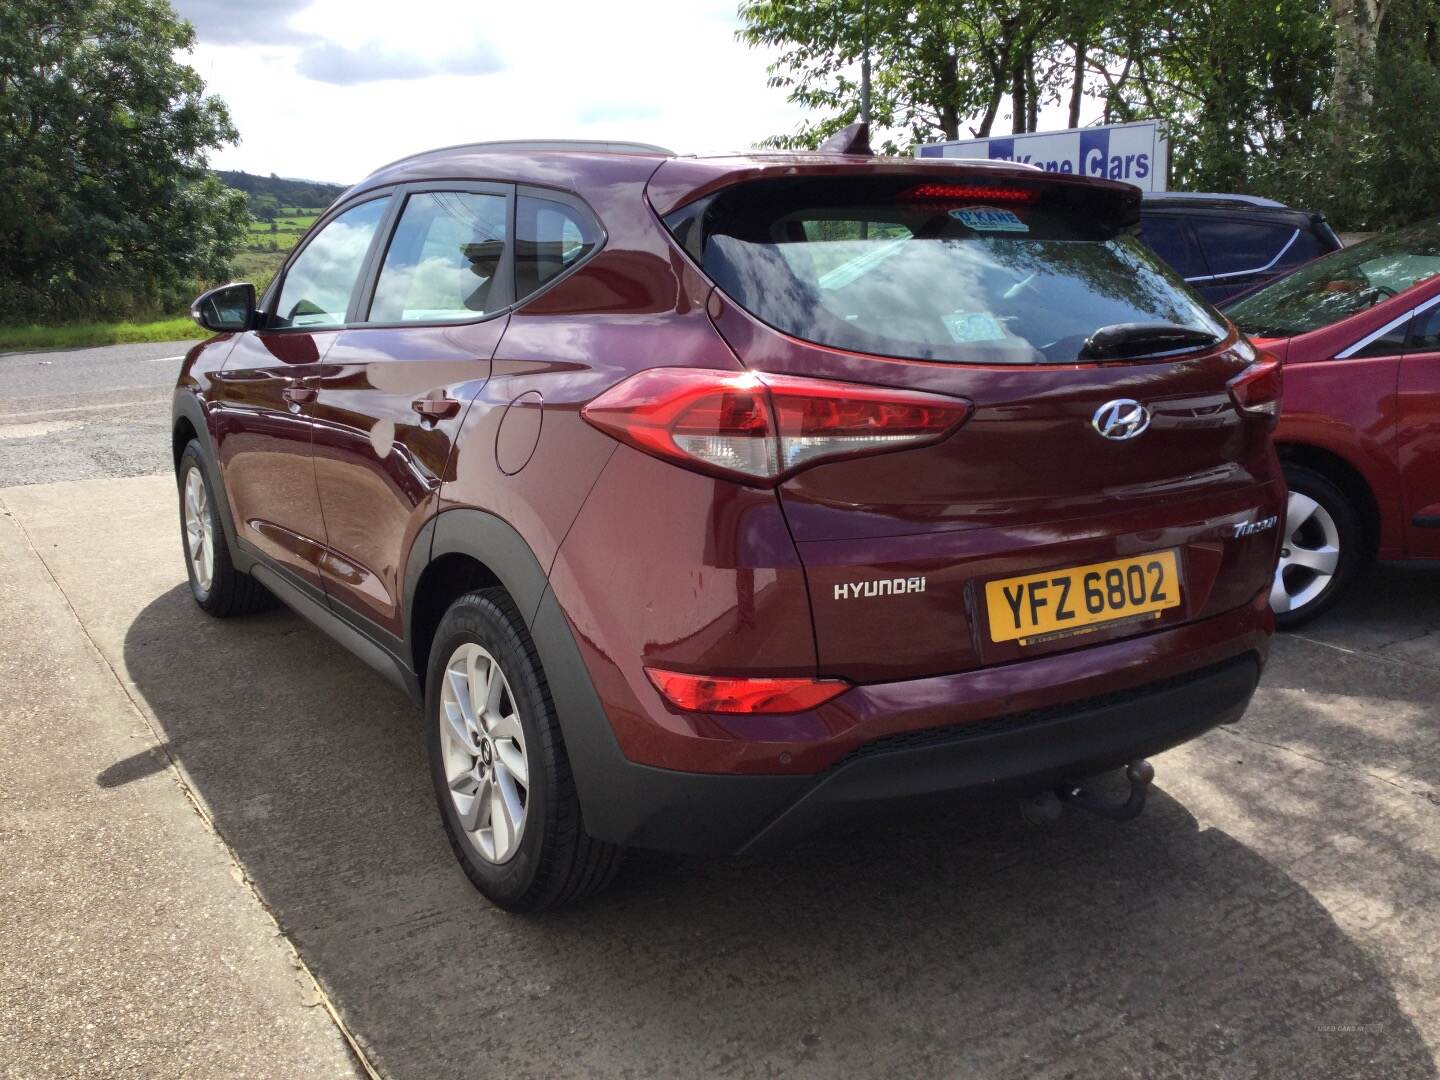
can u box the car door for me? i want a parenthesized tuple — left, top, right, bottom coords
(210, 195, 393, 592)
(1395, 294, 1440, 557)
(307, 184, 512, 640)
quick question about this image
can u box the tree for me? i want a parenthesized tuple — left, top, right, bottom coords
(739, 0, 1440, 230)
(0, 0, 248, 322)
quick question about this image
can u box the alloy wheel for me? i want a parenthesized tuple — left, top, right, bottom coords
(183, 466, 215, 593)
(438, 642, 530, 863)
(1270, 490, 1341, 615)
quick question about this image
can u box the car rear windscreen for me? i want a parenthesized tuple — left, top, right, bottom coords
(666, 176, 1225, 365)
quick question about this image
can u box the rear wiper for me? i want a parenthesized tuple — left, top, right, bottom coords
(1079, 322, 1222, 361)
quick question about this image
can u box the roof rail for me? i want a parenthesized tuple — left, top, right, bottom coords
(372, 139, 675, 173)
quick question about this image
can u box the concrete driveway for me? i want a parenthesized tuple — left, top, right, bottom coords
(2, 344, 1438, 1078)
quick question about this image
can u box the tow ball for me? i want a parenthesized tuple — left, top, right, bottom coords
(1020, 759, 1155, 825)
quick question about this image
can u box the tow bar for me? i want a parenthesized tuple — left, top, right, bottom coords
(1020, 759, 1155, 825)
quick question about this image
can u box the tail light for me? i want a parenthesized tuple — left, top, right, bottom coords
(645, 667, 849, 714)
(1227, 352, 1284, 421)
(903, 183, 1038, 203)
(581, 367, 971, 485)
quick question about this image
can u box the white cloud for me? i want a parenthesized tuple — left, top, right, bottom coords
(296, 40, 504, 84)
(184, 0, 811, 184)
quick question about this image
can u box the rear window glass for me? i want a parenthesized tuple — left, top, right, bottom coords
(668, 177, 1224, 365)
(516, 195, 601, 300)
(1227, 219, 1440, 337)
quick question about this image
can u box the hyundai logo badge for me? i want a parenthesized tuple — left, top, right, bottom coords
(1092, 399, 1152, 441)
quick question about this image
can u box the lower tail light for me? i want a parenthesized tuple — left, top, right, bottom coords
(581, 367, 971, 485)
(645, 667, 850, 714)
(1228, 352, 1283, 421)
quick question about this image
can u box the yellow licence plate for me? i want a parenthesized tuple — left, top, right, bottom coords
(985, 550, 1182, 645)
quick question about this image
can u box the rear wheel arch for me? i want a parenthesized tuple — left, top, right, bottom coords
(403, 508, 632, 845)
(405, 509, 553, 682)
(1275, 442, 1380, 561)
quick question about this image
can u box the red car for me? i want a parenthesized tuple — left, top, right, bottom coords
(177, 138, 1282, 910)
(1226, 220, 1440, 625)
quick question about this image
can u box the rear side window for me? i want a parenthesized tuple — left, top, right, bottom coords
(515, 195, 601, 299)
(370, 191, 509, 323)
(668, 177, 1224, 365)
(1138, 215, 1206, 279)
(1277, 228, 1325, 270)
(1191, 219, 1298, 276)
(274, 197, 390, 329)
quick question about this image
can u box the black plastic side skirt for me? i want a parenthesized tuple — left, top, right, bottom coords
(249, 564, 421, 701)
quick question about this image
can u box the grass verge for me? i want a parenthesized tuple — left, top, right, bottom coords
(0, 316, 201, 352)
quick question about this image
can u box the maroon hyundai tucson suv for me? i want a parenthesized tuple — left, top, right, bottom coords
(175, 137, 1284, 911)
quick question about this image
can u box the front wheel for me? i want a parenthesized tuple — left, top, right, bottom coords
(426, 588, 622, 911)
(1271, 465, 1362, 628)
(177, 440, 273, 616)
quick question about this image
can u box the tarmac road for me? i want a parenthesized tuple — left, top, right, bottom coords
(0, 339, 195, 485)
(1, 342, 1438, 1078)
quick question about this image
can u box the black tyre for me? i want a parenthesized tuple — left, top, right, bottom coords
(426, 587, 622, 912)
(1272, 464, 1364, 629)
(177, 440, 274, 616)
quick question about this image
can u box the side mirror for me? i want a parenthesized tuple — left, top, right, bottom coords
(191, 282, 256, 333)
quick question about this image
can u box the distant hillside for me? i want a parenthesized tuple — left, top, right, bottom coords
(215, 170, 348, 216)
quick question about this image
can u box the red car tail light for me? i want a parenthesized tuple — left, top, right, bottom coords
(645, 667, 850, 714)
(581, 367, 971, 485)
(1227, 352, 1284, 421)
(902, 183, 1039, 204)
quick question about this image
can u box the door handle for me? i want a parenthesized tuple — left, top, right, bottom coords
(412, 397, 461, 422)
(282, 386, 318, 407)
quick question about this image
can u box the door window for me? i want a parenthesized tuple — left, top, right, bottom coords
(369, 191, 509, 323)
(1191, 219, 1298, 277)
(1138, 215, 1205, 279)
(515, 195, 601, 299)
(273, 197, 391, 329)
(1407, 302, 1440, 352)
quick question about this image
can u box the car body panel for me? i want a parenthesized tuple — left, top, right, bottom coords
(1261, 274, 1440, 561)
(209, 329, 337, 590)
(309, 319, 505, 638)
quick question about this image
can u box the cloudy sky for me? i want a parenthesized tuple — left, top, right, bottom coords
(171, 0, 815, 184)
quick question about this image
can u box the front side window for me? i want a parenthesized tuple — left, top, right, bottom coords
(1227, 219, 1440, 338)
(669, 176, 1224, 365)
(274, 197, 390, 329)
(515, 195, 601, 299)
(370, 191, 509, 323)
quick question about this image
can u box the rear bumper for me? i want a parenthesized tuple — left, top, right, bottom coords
(565, 645, 1259, 856)
(737, 653, 1257, 854)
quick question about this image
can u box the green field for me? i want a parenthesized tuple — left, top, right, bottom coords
(233, 204, 323, 294)
(5, 204, 322, 351)
(0, 316, 200, 351)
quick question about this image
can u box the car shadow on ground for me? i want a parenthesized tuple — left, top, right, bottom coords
(117, 583, 1436, 1079)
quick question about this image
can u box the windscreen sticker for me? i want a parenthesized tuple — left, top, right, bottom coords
(950, 206, 1029, 233)
(942, 312, 1007, 343)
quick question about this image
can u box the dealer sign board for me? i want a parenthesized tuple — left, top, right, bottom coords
(917, 120, 1169, 192)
